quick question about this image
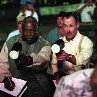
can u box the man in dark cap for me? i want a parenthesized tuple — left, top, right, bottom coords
(46, 11, 66, 46)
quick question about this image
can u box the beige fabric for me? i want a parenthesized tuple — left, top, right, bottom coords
(51, 31, 93, 74)
(30, 46, 51, 66)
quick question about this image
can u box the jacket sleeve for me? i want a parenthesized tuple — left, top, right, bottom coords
(29, 46, 51, 71)
(0, 42, 9, 64)
(0, 42, 11, 82)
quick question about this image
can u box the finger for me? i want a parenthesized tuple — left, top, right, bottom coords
(0, 68, 10, 75)
(0, 67, 9, 73)
(57, 56, 66, 61)
(0, 64, 9, 69)
(5, 73, 11, 77)
(0, 74, 5, 82)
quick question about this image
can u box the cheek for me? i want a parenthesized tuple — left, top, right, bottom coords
(72, 29, 77, 36)
(18, 25, 22, 29)
(72, 27, 77, 32)
(59, 30, 65, 36)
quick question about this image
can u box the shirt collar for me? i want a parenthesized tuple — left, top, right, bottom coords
(61, 30, 81, 43)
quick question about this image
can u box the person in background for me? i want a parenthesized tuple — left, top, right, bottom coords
(46, 11, 65, 77)
(54, 69, 93, 97)
(20, 0, 36, 8)
(76, 0, 96, 23)
(46, 11, 65, 46)
(53, 64, 97, 97)
(17, 1, 39, 22)
(0, 16, 54, 97)
(6, 16, 25, 41)
(51, 12, 93, 84)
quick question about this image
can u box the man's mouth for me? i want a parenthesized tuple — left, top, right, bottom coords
(66, 33, 71, 37)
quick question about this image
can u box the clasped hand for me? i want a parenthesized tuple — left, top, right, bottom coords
(0, 64, 11, 82)
(15, 53, 33, 70)
(56, 50, 69, 61)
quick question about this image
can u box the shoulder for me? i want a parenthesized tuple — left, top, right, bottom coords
(7, 34, 21, 44)
(6, 34, 21, 51)
(92, 3, 96, 7)
(82, 35, 93, 47)
(59, 69, 93, 87)
(8, 30, 19, 36)
(38, 36, 50, 46)
(49, 28, 57, 33)
(33, 11, 38, 15)
(54, 69, 93, 97)
(6, 30, 20, 41)
(47, 28, 58, 36)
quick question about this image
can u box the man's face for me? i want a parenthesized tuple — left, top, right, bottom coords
(25, 3, 33, 10)
(63, 16, 79, 41)
(22, 21, 38, 44)
(57, 17, 63, 28)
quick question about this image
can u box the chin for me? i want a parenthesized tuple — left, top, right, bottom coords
(26, 39, 34, 44)
(22, 35, 38, 44)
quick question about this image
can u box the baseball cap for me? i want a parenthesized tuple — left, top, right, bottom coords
(17, 16, 25, 23)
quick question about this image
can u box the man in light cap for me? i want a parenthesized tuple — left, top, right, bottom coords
(6, 16, 25, 41)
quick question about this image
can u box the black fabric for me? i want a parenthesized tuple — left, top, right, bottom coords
(0, 74, 55, 97)
(22, 81, 45, 97)
(22, 75, 55, 97)
(0, 91, 15, 97)
(15, 53, 33, 70)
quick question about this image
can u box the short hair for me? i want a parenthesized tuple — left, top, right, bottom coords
(57, 11, 66, 18)
(25, 1, 32, 5)
(22, 16, 38, 31)
(64, 12, 79, 22)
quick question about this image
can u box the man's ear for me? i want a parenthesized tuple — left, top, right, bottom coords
(77, 22, 79, 28)
(36, 23, 39, 31)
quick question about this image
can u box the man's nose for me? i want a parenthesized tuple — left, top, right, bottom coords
(66, 27, 70, 33)
(27, 31, 31, 35)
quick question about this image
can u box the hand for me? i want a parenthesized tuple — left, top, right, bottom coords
(0, 64, 11, 82)
(22, 12, 26, 16)
(53, 72, 61, 85)
(87, 11, 91, 15)
(57, 50, 69, 61)
(15, 53, 33, 70)
(86, 2, 91, 6)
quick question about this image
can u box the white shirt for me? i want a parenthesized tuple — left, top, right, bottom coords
(17, 10, 39, 22)
(77, 3, 96, 23)
(62, 31, 93, 65)
(51, 31, 93, 73)
(6, 30, 20, 41)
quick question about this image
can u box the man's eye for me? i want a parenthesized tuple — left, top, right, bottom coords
(31, 29, 36, 32)
(64, 25, 67, 28)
